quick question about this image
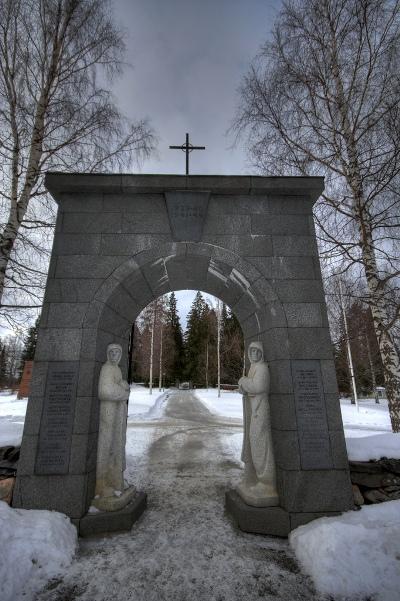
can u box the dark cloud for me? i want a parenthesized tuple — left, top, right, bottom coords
(112, 0, 281, 174)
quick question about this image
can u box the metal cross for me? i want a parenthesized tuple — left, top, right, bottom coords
(169, 133, 205, 175)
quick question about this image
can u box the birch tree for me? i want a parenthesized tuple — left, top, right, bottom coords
(0, 0, 155, 325)
(234, 0, 400, 430)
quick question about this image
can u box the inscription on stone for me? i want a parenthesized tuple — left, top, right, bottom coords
(165, 191, 210, 241)
(35, 363, 78, 474)
(292, 360, 333, 470)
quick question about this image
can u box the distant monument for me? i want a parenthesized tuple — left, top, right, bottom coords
(92, 343, 135, 512)
(18, 361, 34, 400)
(237, 341, 278, 507)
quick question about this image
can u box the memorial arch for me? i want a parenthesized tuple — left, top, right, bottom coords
(13, 174, 353, 535)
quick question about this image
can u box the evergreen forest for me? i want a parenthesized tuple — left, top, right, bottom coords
(131, 292, 244, 388)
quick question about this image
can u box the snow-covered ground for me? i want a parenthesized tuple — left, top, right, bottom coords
(0, 501, 77, 601)
(1, 386, 399, 601)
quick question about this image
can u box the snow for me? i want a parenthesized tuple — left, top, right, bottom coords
(0, 391, 27, 446)
(346, 432, 400, 461)
(194, 387, 243, 421)
(0, 500, 77, 601)
(290, 500, 400, 601)
(1, 386, 399, 600)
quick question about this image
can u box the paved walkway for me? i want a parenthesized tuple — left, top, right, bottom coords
(37, 391, 325, 601)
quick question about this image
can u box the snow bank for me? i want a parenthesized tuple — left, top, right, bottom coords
(290, 500, 400, 601)
(194, 388, 243, 420)
(0, 501, 77, 601)
(128, 388, 170, 420)
(346, 432, 400, 461)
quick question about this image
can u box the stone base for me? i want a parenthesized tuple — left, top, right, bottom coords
(91, 485, 136, 512)
(236, 482, 279, 508)
(225, 490, 290, 536)
(77, 491, 147, 537)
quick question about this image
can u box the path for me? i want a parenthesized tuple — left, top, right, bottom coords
(37, 390, 324, 601)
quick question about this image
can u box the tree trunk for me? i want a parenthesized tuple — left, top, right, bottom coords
(149, 305, 156, 395)
(364, 330, 378, 403)
(361, 228, 400, 431)
(217, 300, 221, 398)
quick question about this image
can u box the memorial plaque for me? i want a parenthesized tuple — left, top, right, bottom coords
(165, 191, 210, 241)
(292, 360, 333, 469)
(35, 362, 78, 474)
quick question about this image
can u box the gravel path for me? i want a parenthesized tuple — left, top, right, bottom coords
(36, 390, 325, 601)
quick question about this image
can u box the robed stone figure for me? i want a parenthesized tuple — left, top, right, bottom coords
(93, 343, 135, 512)
(237, 341, 279, 507)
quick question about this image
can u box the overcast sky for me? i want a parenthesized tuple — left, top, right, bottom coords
(112, 0, 281, 176)
(111, 1, 281, 323)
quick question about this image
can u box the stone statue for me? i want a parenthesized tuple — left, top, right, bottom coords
(92, 343, 135, 512)
(237, 341, 279, 507)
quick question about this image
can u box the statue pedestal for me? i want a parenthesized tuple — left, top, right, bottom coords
(78, 491, 147, 537)
(236, 481, 279, 508)
(225, 490, 290, 537)
(92, 486, 136, 512)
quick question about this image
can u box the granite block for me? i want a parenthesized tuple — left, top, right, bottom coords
(103, 193, 165, 213)
(241, 313, 261, 339)
(17, 435, 38, 475)
(45, 278, 100, 303)
(23, 396, 44, 436)
(35, 328, 82, 361)
(121, 213, 170, 234)
(325, 394, 344, 431)
(290, 511, 341, 530)
(320, 360, 340, 394)
(29, 362, 48, 396)
(79, 492, 147, 537)
(76, 362, 99, 400)
(83, 300, 105, 329)
(253, 278, 280, 303)
(274, 280, 326, 303)
(58, 195, 103, 213)
(288, 328, 334, 360)
(279, 469, 354, 513)
(284, 303, 324, 328)
(13, 474, 91, 518)
(203, 214, 251, 235)
(254, 303, 287, 330)
(54, 233, 101, 255)
(251, 214, 310, 236)
(47, 303, 88, 329)
(56, 255, 123, 279)
(63, 212, 122, 233)
(247, 256, 316, 280)
(329, 430, 350, 469)
(264, 329, 290, 361)
(269, 360, 294, 394)
(80, 329, 98, 360)
(208, 194, 270, 215)
(267, 196, 313, 215)
(273, 430, 301, 470)
(269, 394, 297, 430)
(203, 234, 273, 257)
(73, 396, 96, 435)
(272, 235, 318, 257)
(106, 286, 138, 322)
(69, 432, 98, 474)
(225, 490, 290, 536)
(232, 294, 259, 322)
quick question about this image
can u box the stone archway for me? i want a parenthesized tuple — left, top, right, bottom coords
(13, 174, 353, 535)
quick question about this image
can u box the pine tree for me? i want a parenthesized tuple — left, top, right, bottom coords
(20, 317, 40, 364)
(0, 342, 7, 388)
(164, 292, 184, 385)
(221, 307, 244, 384)
(185, 292, 209, 385)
